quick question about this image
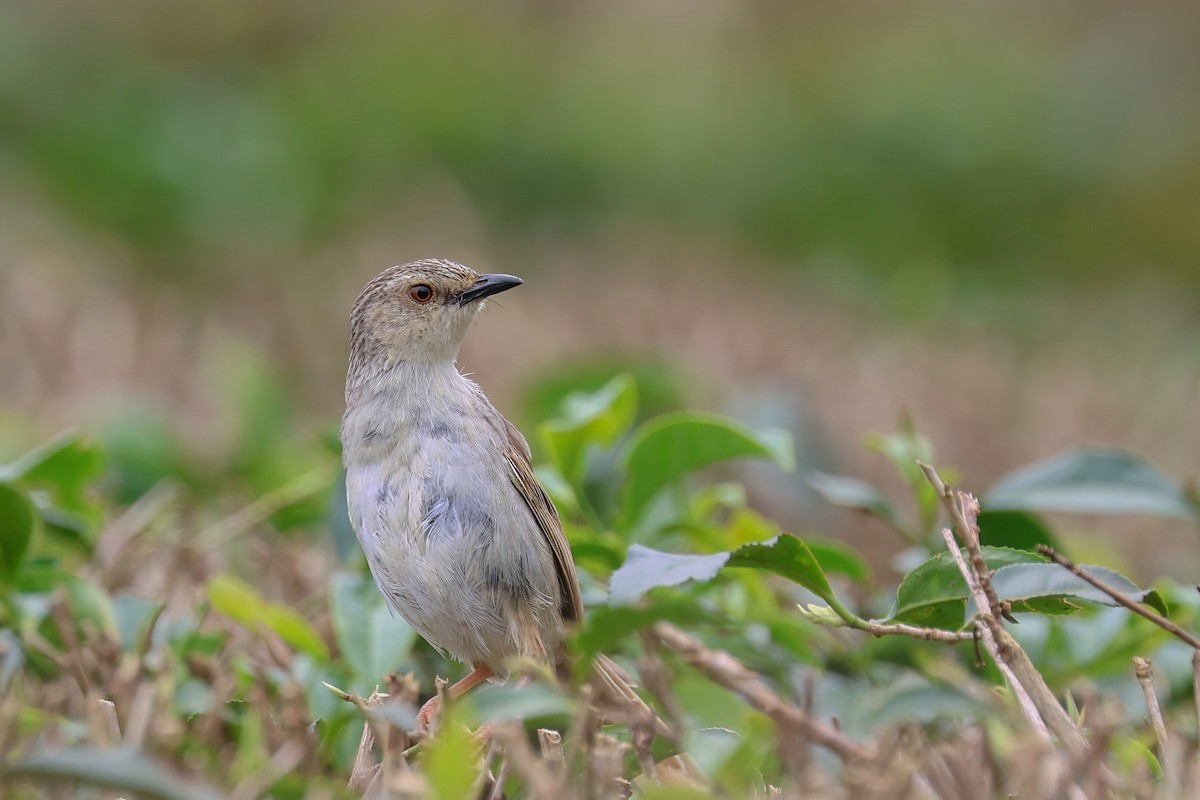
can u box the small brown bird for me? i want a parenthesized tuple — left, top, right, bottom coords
(340, 258, 659, 732)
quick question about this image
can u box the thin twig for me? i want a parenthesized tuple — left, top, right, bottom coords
(590, 733, 631, 799)
(49, 599, 91, 696)
(123, 681, 156, 750)
(653, 622, 866, 763)
(938, 528, 1050, 742)
(1037, 546, 1200, 650)
(822, 610, 978, 643)
(484, 735, 510, 800)
(330, 683, 404, 793)
(1194, 651, 1200, 737)
(97, 698, 121, 744)
(564, 683, 596, 789)
(93, 478, 179, 571)
(919, 463, 1091, 762)
(348, 718, 380, 796)
(638, 629, 686, 747)
(632, 725, 658, 783)
(1133, 657, 1173, 784)
(537, 729, 564, 777)
(919, 464, 1011, 622)
(494, 722, 562, 800)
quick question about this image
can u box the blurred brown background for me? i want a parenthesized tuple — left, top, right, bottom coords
(1, 1, 1197, 577)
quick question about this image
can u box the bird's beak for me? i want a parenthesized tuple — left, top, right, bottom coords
(458, 273, 524, 304)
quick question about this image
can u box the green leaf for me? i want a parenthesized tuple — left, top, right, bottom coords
(422, 701, 485, 800)
(0, 630, 23, 693)
(888, 547, 1045, 630)
(6, 435, 105, 523)
(621, 412, 794, 523)
(1114, 737, 1163, 781)
(805, 537, 870, 582)
(520, 359, 685, 434)
(609, 534, 836, 606)
(609, 545, 729, 605)
(965, 563, 1163, 619)
(206, 574, 264, 624)
(533, 464, 579, 516)
(681, 727, 743, 787)
(976, 509, 1060, 552)
(112, 592, 163, 653)
(330, 572, 416, 684)
(0, 482, 38, 583)
(857, 674, 989, 727)
(14, 434, 107, 541)
(985, 447, 1195, 520)
(329, 573, 371, 674)
(807, 471, 901, 527)
(5, 747, 221, 800)
(727, 535, 834, 602)
(368, 603, 416, 681)
(100, 408, 189, 502)
(61, 573, 117, 638)
(539, 373, 638, 483)
(207, 574, 329, 661)
(261, 606, 331, 662)
(575, 600, 717, 667)
(468, 681, 575, 722)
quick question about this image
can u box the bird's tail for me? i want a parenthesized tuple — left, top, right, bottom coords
(590, 654, 671, 737)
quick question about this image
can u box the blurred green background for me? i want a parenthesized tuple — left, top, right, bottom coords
(2, 0, 1197, 576)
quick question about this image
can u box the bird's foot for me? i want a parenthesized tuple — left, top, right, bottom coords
(416, 695, 441, 735)
(414, 664, 494, 735)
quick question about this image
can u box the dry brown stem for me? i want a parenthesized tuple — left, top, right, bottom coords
(653, 621, 866, 763)
(937, 528, 1050, 742)
(637, 629, 687, 747)
(631, 725, 657, 783)
(590, 733, 631, 799)
(919, 462, 1090, 763)
(837, 614, 978, 644)
(1194, 651, 1200, 740)
(1133, 657, 1173, 787)
(493, 722, 564, 800)
(1038, 546, 1200, 650)
(346, 688, 388, 794)
(537, 728, 565, 776)
(484, 737, 511, 800)
(93, 478, 179, 572)
(122, 681, 156, 750)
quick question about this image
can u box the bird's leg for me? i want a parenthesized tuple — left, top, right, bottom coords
(416, 663, 494, 733)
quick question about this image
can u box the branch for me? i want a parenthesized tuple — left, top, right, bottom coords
(1133, 657, 1173, 785)
(919, 462, 1090, 761)
(653, 622, 866, 763)
(938, 528, 1050, 742)
(806, 602, 977, 644)
(1037, 546, 1200, 650)
(919, 463, 1011, 622)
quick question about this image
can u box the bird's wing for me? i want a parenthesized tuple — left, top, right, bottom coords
(502, 416, 669, 736)
(502, 417, 585, 624)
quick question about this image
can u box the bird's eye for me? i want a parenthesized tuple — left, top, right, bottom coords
(409, 284, 434, 303)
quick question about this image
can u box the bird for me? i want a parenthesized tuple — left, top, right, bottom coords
(340, 258, 660, 733)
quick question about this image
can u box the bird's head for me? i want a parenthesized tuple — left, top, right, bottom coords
(348, 258, 522, 368)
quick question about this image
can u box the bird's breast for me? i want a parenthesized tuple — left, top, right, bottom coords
(343, 425, 563, 669)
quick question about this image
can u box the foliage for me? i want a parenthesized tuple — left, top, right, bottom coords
(4, 3, 1200, 307)
(2, 369, 1198, 799)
